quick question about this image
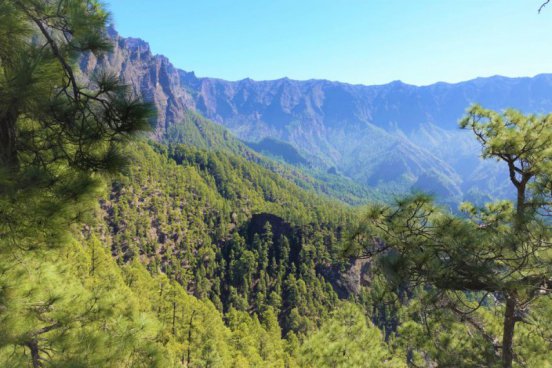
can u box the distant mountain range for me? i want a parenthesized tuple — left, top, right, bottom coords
(79, 26, 552, 203)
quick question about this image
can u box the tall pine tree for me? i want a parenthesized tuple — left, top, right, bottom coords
(352, 105, 552, 368)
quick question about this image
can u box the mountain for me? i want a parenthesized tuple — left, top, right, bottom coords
(81, 27, 552, 201)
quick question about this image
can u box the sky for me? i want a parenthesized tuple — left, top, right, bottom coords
(106, 1, 552, 86)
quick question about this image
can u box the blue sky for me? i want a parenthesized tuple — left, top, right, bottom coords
(106, 1, 552, 86)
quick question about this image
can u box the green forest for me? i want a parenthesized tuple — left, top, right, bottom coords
(1, 1, 551, 368)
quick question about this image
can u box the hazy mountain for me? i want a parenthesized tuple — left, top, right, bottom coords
(80, 27, 552, 201)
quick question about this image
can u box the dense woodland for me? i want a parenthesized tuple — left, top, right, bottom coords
(0, 1, 551, 367)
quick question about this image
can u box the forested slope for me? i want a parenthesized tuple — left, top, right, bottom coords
(3, 2, 552, 367)
(163, 110, 382, 205)
(0, 140, 403, 367)
(100, 141, 351, 319)
(4, 137, 551, 367)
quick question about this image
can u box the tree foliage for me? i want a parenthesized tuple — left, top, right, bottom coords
(0, 0, 152, 254)
(352, 104, 552, 367)
(5, 1, 552, 367)
(299, 303, 405, 368)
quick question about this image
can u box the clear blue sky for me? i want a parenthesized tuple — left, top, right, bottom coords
(106, 1, 552, 86)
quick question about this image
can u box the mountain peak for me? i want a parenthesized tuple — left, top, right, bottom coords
(389, 79, 406, 85)
(106, 23, 118, 38)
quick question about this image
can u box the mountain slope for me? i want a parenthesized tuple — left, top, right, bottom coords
(246, 137, 309, 166)
(2, 138, 403, 367)
(99, 140, 364, 335)
(81, 27, 552, 201)
(162, 110, 381, 204)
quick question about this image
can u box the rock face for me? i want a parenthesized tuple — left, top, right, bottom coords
(247, 213, 295, 246)
(79, 26, 195, 138)
(82, 28, 552, 200)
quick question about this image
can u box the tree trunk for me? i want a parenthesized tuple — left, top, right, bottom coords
(26, 339, 42, 368)
(172, 299, 176, 336)
(0, 107, 18, 170)
(515, 179, 527, 229)
(186, 310, 196, 367)
(502, 296, 516, 368)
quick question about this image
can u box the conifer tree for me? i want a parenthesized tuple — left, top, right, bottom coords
(352, 105, 552, 368)
(0, 1, 152, 366)
(0, 0, 152, 252)
(299, 303, 405, 368)
(1, 0, 151, 171)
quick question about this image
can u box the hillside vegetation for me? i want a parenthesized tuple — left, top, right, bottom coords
(163, 110, 382, 205)
(1, 140, 404, 367)
(6, 138, 550, 367)
(2, 1, 551, 367)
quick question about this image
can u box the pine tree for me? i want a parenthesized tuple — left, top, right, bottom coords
(299, 303, 405, 368)
(0, 0, 151, 171)
(0, 0, 152, 254)
(0, 1, 152, 366)
(352, 105, 552, 368)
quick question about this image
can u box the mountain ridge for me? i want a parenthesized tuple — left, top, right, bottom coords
(80, 27, 552, 201)
(86, 27, 552, 136)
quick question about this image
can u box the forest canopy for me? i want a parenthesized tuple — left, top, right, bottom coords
(0, 1, 551, 368)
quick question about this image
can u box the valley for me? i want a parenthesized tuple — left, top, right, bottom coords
(1, 2, 551, 367)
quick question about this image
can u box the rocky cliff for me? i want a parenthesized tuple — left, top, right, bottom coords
(79, 26, 196, 138)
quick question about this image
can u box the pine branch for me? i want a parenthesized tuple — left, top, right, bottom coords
(539, 0, 550, 13)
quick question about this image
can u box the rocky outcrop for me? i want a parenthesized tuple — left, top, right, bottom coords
(318, 258, 373, 299)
